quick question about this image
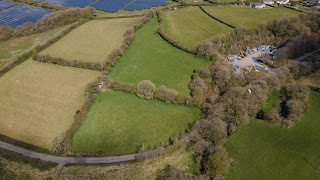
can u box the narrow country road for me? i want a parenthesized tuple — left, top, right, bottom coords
(0, 141, 137, 164)
(296, 49, 320, 62)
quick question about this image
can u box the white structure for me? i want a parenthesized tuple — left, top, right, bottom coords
(275, 0, 290, 4)
(254, 2, 266, 8)
(263, 0, 275, 4)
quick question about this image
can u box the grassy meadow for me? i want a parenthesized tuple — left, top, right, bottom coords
(109, 17, 211, 97)
(0, 60, 100, 149)
(70, 90, 201, 156)
(162, 6, 233, 49)
(225, 91, 320, 179)
(40, 17, 140, 62)
(0, 25, 71, 71)
(202, 5, 300, 29)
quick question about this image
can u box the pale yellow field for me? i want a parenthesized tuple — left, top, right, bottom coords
(40, 17, 140, 62)
(0, 60, 100, 149)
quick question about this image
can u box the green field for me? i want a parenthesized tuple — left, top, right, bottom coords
(40, 18, 140, 62)
(0, 25, 70, 71)
(202, 5, 300, 29)
(70, 90, 201, 156)
(109, 17, 211, 97)
(0, 60, 100, 149)
(162, 6, 233, 49)
(225, 91, 320, 179)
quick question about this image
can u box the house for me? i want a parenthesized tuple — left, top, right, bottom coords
(263, 0, 275, 4)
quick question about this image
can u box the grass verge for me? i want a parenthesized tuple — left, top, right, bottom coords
(60, 150, 197, 179)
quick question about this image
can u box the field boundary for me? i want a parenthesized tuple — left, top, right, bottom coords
(198, 6, 235, 29)
(120, 0, 136, 10)
(0, 134, 50, 154)
(85, 0, 99, 7)
(0, 21, 86, 78)
(283, 5, 305, 13)
(156, 10, 197, 55)
(94, 14, 144, 20)
(0, 3, 18, 12)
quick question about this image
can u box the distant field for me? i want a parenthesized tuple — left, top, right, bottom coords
(0, 60, 100, 149)
(162, 6, 233, 49)
(40, 17, 140, 62)
(109, 17, 210, 97)
(70, 90, 201, 156)
(0, 25, 70, 71)
(225, 92, 320, 179)
(202, 5, 300, 29)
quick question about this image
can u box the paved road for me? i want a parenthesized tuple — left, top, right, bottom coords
(0, 141, 137, 164)
(296, 49, 320, 62)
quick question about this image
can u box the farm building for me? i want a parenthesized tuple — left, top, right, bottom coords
(275, 0, 290, 4)
(249, 2, 266, 8)
(263, 0, 275, 4)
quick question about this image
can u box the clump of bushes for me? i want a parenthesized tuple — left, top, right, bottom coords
(155, 8, 194, 54)
(33, 54, 105, 71)
(136, 80, 156, 99)
(205, 148, 230, 178)
(156, 165, 195, 180)
(259, 84, 310, 128)
(154, 85, 178, 103)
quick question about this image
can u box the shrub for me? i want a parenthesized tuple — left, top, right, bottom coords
(265, 105, 281, 122)
(136, 80, 156, 99)
(176, 94, 186, 105)
(285, 99, 303, 121)
(156, 165, 194, 180)
(124, 83, 137, 94)
(205, 149, 230, 178)
(200, 119, 227, 144)
(154, 85, 178, 103)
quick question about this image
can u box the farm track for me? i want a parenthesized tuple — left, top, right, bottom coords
(0, 141, 137, 164)
(296, 49, 320, 62)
